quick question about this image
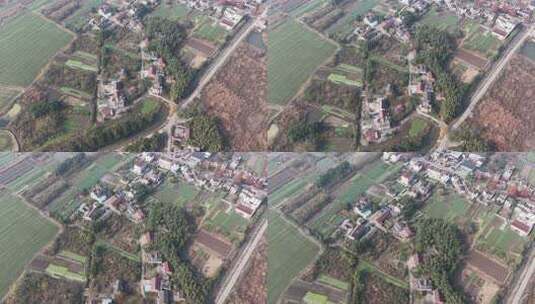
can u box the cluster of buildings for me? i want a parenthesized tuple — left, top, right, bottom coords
(180, 0, 262, 30)
(139, 233, 185, 304)
(337, 150, 535, 254)
(89, 0, 160, 32)
(77, 152, 266, 303)
(408, 52, 436, 114)
(97, 79, 129, 121)
(416, 150, 535, 237)
(140, 39, 168, 97)
(361, 95, 394, 145)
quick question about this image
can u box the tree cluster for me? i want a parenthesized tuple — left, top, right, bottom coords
(316, 161, 352, 188)
(148, 203, 209, 303)
(416, 218, 466, 303)
(29, 100, 65, 119)
(415, 25, 464, 122)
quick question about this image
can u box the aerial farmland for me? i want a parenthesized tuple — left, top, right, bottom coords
(268, 151, 535, 304)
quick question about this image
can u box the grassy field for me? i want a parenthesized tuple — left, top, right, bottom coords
(204, 205, 249, 243)
(268, 19, 337, 105)
(420, 7, 460, 33)
(0, 192, 59, 298)
(409, 118, 429, 139)
(268, 210, 320, 304)
(151, 2, 190, 21)
(152, 180, 200, 207)
(0, 131, 15, 151)
(0, 13, 73, 86)
(423, 191, 470, 222)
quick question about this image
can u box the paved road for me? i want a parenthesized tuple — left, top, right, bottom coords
(507, 246, 535, 304)
(438, 25, 534, 150)
(214, 219, 267, 304)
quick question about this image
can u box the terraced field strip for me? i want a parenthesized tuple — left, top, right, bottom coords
(267, 209, 321, 304)
(358, 260, 409, 289)
(45, 263, 85, 282)
(0, 12, 73, 86)
(268, 19, 337, 105)
(65, 59, 98, 72)
(97, 240, 140, 262)
(0, 192, 59, 298)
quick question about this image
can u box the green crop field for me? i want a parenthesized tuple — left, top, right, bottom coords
(289, 0, 329, 17)
(0, 13, 73, 86)
(193, 15, 228, 44)
(269, 175, 315, 207)
(424, 191, 470, 221)
(317, 274, 349, 290)
(152, 180, 199, 206)
(409, 118, 429, 138)
(268, 19, 337, 105)
(268, 210, 320, 304)
(151, 2, 190, 21)
(45, 264, 85, 282)
(462, 22, 502, 59)
(0, 192, 59, 298)
(65, 59, 98, 73)
(420, 7, 460, 33)
(204, 205, 248, 242)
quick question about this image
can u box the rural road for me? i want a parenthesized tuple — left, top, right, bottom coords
(438, 25, 534, 150)
(506, 246, 535, 304)
(161, 12, 264, 152)
(214, 219, 267, 304)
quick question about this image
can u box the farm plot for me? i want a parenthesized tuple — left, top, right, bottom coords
(475, 214, 527, 265)
(308, 161, 400, 237)
(0, 13, 73, 86)
(0, 191, 59, 298)
(268, 19, 337, 105)
(327, 63, 364, 87)
(192, 15, 228, 45)
(203, 200, 249, 243)
(267, 210, 320, 304)
(461, 22, 502, 60)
